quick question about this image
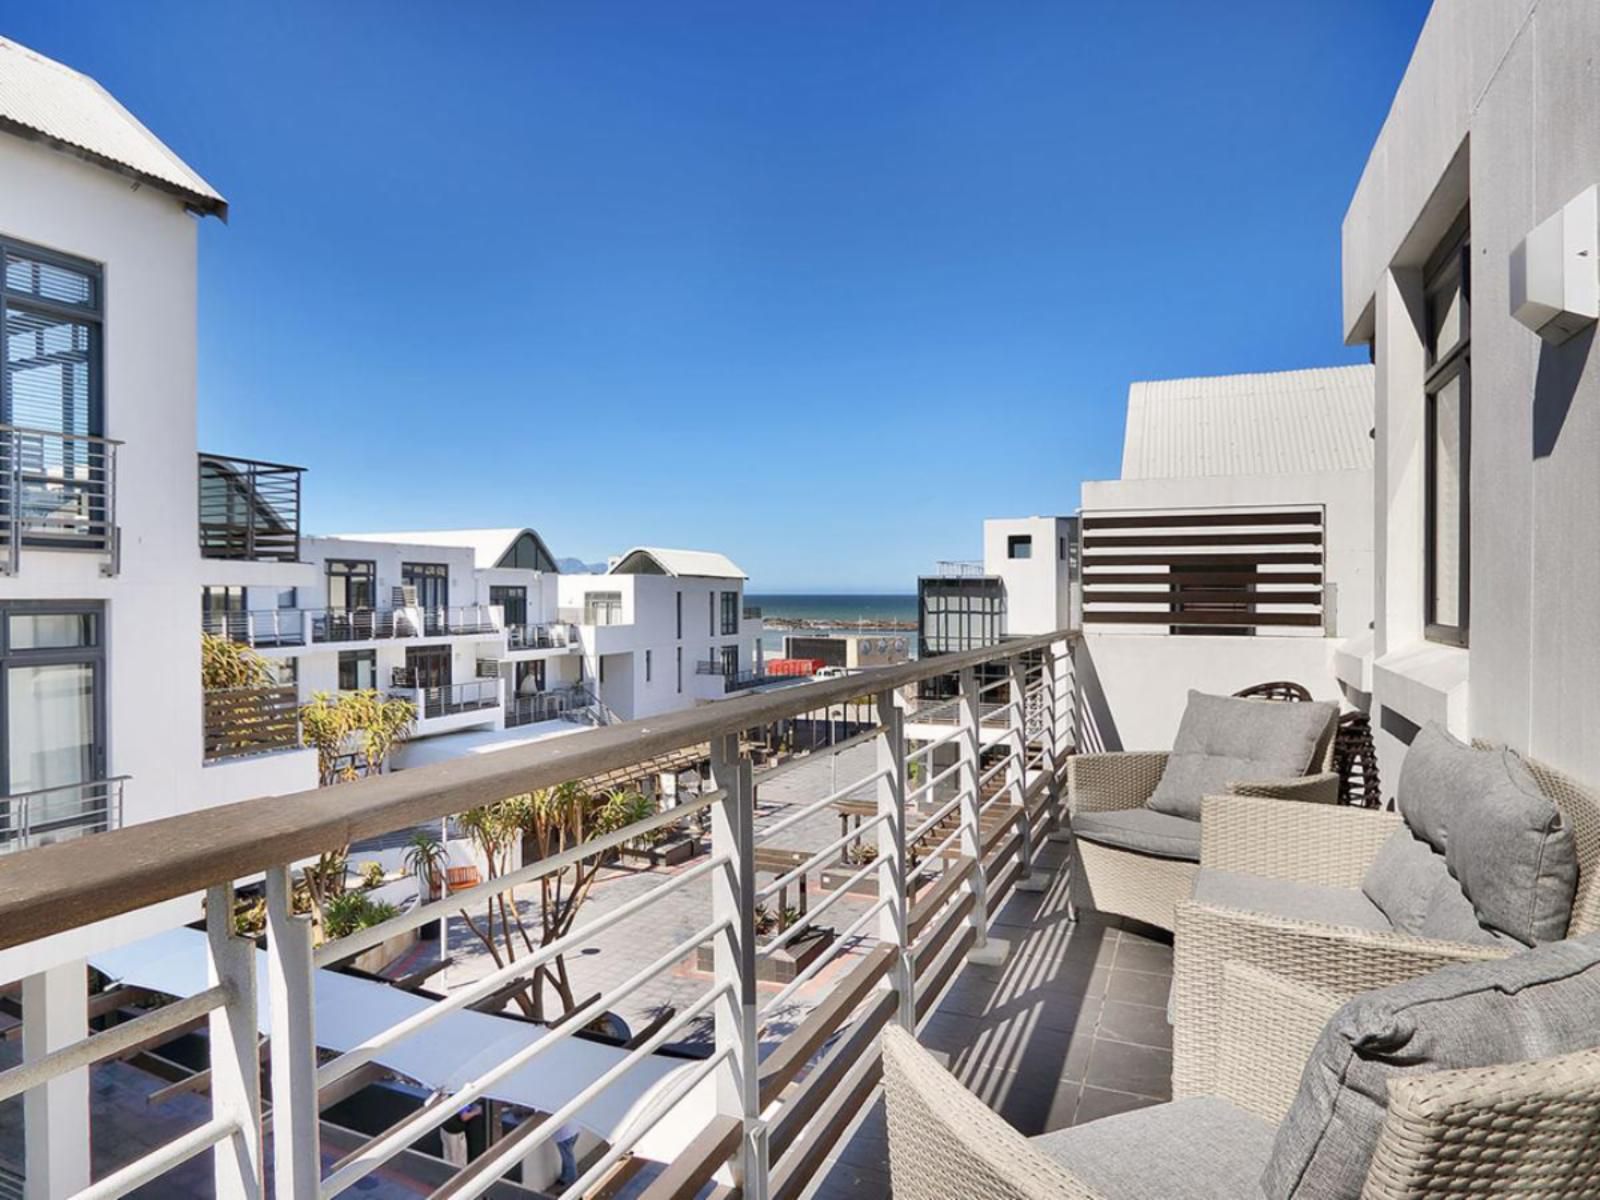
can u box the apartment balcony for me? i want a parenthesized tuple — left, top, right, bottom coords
(504, 684, 603, 728)
(0, 631, 1090, 1198)
(0, 775, 126, 855)
(202, 684, 301, 763)
(389, 677, 502, 724)
(503, 621, 579, 653)
(202, 604, 502, 650)
(695, 659, 769, 692)
(197, 452, 303, 564)
(743, 604, 762, 620)
(0, 424, 121, 576)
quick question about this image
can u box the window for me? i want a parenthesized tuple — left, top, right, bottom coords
(276, 588, 297, 609)
(202, 586, 245, 619)
(645, 649, 652, 683)
(338, 650, 376, 692)
(402, 562, 449, 610)
(0, 603, 106, 844)
(676, 647, 683, 694)
(584, 591, 623, 625)
(272, 658, 298, 687)
(1424, 215, 1470, 647)
(1008, 535, 1032, 560)
(599, 657, 606, 685)
(490, 585, 527, 627)
(720, 591, 738, 635)
(2, 240, 102, 439)
(721, 644, 739, 679)
(709, 592, 715, 636)
(676, 591, 682, 639)
(327, 560, 376, 611)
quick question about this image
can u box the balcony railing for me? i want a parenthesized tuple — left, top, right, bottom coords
(0, 776, 126, 854)
(933, 559, 987, 577)
(696, 659, 769, 692)
(203, 684, 301, 762)
(505, 622, 575, 650)
(204, 604, 502, 648)
(197, 452, 304, 563)
(0, 424, 121, 575)
(743, 604, 762, 620)
(0, 630, 1075, 1198)
(390, 677, 502, 721)
(559, 604, 627, 627)
(505, 684, 599, 728)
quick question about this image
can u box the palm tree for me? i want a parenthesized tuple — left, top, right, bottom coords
(403, 830, 449, 901)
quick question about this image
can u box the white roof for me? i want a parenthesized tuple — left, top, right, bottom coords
(325, 528, 555, 570)
(0, 37, 226, 218)
(610, 547, 748, 580)
(1120, 364, 1374, 480)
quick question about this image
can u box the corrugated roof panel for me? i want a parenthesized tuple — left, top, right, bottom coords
(0, 37, 226, 217)
(1120, 364, 1374, 480)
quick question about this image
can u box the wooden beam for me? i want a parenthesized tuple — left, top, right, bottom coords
(767, 991, 896, 1163)
(637, 1114, 743, 1200)
(907, 858, 972, 942)
(759, 945, 894, 1107)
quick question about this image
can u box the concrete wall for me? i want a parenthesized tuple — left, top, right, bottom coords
(983, 516, 1077, 635)
(1343, 0, 1600, 791)
(1076, 634, 1340, 753)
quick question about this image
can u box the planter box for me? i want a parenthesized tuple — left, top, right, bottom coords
(619, 834, 701, 868)
(695, 924, 835, 984)
(819, 864, 880, 898)
(332, 925, 418, 974)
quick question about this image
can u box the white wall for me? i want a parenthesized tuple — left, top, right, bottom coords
(0, 136, 243, 825)
(982, 516, 1077, 635)
(1343, 0, 1600, 793)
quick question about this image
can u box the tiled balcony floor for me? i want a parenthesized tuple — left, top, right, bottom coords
(804, 838, 1175, 1200)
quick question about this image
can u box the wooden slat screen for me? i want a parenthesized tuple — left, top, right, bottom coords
(1080, 507, 1325, 633)
(203, 684, 301, 762)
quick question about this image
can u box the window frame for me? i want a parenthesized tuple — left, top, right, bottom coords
(1423, 215, 1471, 649)
(1007, 535, 1033, 560)
(720, 591, 738, 636)
(0, 599, 107, 796)
(0, 237, 105, 438)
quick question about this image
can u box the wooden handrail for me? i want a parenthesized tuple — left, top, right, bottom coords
(0, 629, 1076, 953)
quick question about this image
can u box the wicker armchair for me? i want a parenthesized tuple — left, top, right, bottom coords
(1172, 757, 1600, 1107)
(881, 1016, 1600, 1199)
(1066, 721, 1338, 934)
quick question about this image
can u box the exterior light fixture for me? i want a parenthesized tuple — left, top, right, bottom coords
(1510, 184, 1599, 344)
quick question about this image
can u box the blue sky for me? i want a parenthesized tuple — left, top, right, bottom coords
(8, 2, 1428, 591)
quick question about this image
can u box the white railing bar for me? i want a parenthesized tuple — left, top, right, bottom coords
(757, 852, 882, 960)
(977, 676, 1013, 697)
(904, 756, 963, 806)
(556, 1046, 734, 1200)
(755, 766, 892, 845)
(761, 897, 891, 1017)
(909, 825, 965, 883)
(449, 998, 735, 1200)
(318, 933, 733, 1198)
(756, 814, 890, 902)
(0, 985, 228, 1104)
(905, 723, 966, 762)
(907, 790, 964, 845)
(978, 751, 1019, 791)
(317, 854, 732, 1089)
(316, 787, 725, 965)
(68, 1115, 236, 1200)
(906, 695, 961, 722)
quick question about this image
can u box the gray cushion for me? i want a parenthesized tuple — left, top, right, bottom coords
(1147, 691, 1337, 820)
(1074, 808, 1201, 861)
(1033, 1096, 1275, 1200)
(1361, 829, 1510, 947)
(1262, 931, 1600, 1199)
(1398, 723, 1577, 946)
(1195, 869, 1392, 933)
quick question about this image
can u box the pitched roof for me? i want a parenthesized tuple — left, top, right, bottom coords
(1120, 364, 1374, 480)
(324, 528, 559, 571)
(609, 547, 747, 580)
(0, 37, 226, 218)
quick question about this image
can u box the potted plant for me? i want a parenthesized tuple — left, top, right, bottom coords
(403, 830, 449, 901)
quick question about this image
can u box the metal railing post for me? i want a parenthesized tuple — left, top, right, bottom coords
(1010, 653, 1048, 893)
(1046, 637, 1075, 844)
(957, 666, 1004, 962)
(21, 960, 90, 1198)
(205, 884, 262, 1199)
(265, 866, 319, 1199)
(875, 686, 914, 1031)
(709, 732, 768, 1198)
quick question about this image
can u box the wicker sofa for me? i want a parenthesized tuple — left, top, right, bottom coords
(1172, 751, 1600, 1108)
(882, 935, 1600, 1199)
(1067, 694, 1339, 933)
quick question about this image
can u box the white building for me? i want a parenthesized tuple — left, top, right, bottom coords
(1073, 365, 1375, 749)
(557, 547, 763, 719)
(1339, 0, 1600, 797)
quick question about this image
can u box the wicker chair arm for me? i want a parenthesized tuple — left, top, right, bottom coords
(1175, 900, 1511, 1007)
(1226, 770, 1341, 807)
(1067, 751, 1168, 815)
(1210, 959, 1342, 1123)
(1199, 794, 1403, 887)
(1365, 1046, 1600, 1198)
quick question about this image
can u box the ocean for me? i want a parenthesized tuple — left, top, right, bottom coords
(747, 593, 918, 655)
